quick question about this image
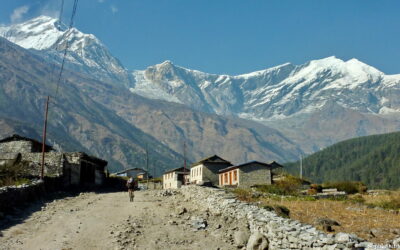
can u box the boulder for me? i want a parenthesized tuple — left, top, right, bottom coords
(234, 229, 250, 247)
(246, 232, 268, 250)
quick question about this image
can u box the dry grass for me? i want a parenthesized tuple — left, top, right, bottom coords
(234, 189, 400, 244)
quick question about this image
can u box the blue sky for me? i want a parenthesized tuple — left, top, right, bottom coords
(1, 0, 400, 75)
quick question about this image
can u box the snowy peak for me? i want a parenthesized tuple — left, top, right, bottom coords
(131, 56, 400, 120)
(0, 15, 128, 84)
(0, 15, 100, 51)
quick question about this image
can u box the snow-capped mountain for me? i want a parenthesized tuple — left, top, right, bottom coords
(130, 57, 400, 120)
(0, 15, 131, 85)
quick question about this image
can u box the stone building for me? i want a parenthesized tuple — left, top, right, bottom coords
(219, 161, 283, 188)
(163, 167, 190, 189)
(190, 155, 232, 186)
(0, 134, 107, 186)
(0, 134, 53, 153)
(112, 168, 149, 179)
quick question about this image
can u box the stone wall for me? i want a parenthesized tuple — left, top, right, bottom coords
(0, 141, 33, 153)
(0, 178, 62, 214)
(239, 164, 272, 187)
(180, 185, 376, 250)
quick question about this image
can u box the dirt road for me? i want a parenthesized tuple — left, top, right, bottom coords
(0, 190, 245, 250)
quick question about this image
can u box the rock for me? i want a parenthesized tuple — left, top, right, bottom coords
(234, 230, 250, 247)
(391, 228, 400, 235)
(246, 232, 268, 250)
(391, 237, 400, 246)
(335, 232, 350, 243)
(176, 207, 187, 216)
(168, 220, 178, 225)
(191, 217, 207, 230)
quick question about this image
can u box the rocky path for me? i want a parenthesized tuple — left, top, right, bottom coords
(0, 190, 247, 250)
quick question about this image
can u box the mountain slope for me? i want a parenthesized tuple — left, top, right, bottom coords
(285, 132, 400, 189)
(0, 36, 303, 170)
(3, 16, 400, 122)
(0, 37, 181, 173)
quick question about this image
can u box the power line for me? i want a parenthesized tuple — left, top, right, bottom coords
(58, 0, 65, 26)
(41, 0, 80, 179)
(54, 0, 79, 98)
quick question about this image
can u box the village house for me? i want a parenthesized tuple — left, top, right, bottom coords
(190, 155, 232, 186)
(0, 134, 107, 186)
(112, 167, 149, 179)
(219, 161, 283, 188)
(163, 167, 190, 189)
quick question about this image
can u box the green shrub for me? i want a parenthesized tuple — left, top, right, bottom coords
(255, 174, 303, 196)
(261, 204, 290, 218)
(373, 195, 400, 210)
(322, 181, 367, 194)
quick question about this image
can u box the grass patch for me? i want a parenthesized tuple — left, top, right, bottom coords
(232, 188, 254, 202)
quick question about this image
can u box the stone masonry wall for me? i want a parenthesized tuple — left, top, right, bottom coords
(239, 164, 272, 187)
(180, 185, 378, 250)
(0, 141, 33, 153)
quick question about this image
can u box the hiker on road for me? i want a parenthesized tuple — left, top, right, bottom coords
(127, 177, 135, 202)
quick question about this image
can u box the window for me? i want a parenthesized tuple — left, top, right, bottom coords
(224, 173, 228, 183)
(234, 170, 237, 181)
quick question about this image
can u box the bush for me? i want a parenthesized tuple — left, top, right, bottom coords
(310, 184, 323, 192)
(307, 188, 318, 195)
(322, 181, 367, 194)
(255, 174, 303, 196)
(261, 204, 290, 218)
(0, 157, 31, 187)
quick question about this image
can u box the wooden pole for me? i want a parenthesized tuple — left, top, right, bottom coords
(41, 96, 50, 180)
(183, 141, 187, 185)
(146, 144, 149, 188)
(300, 154, 303, 179)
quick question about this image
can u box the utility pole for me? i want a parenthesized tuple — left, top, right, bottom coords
(299, 154, 303, 179)
(146, 144, 149, 189)
(183, 141, 187, 185)
(41, 96, 50, 180)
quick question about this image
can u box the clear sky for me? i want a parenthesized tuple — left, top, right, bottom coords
(1, 0, 399, 75)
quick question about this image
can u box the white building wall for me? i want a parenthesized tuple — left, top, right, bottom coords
(163, 172, 182, 189)
(190, 164, 203, 184)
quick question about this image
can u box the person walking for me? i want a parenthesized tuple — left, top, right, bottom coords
(126, 177, 135, 202)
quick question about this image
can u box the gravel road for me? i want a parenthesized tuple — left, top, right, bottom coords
(0, 190, 247, 250)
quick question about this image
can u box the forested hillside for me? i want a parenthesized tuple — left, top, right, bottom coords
(285, 132, 400, 189)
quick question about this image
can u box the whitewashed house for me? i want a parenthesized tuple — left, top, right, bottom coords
(190, 155, 232, 186)
(163, 167, 190, 189)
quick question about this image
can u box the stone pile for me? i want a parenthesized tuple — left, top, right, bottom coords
(178, 186, 379, 250)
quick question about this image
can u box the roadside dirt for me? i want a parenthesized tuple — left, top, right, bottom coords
(0, 190, 247, 250)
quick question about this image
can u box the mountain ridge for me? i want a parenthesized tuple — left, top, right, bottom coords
(2, 15, 400, 159)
